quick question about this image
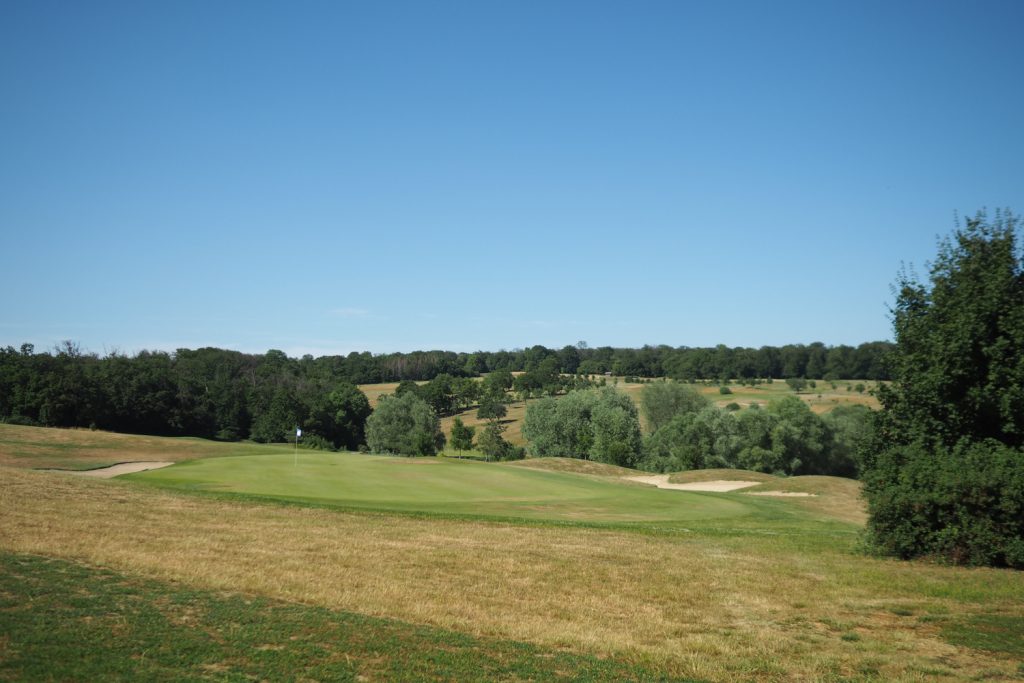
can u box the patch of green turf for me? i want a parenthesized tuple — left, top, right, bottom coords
(0, 552, 688, 682)
(129, 452, 844, 531)
(941, 614, 1024, 658)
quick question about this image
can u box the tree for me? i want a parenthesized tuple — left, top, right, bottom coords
(305, 383, 372, 450)
(476, 391, 508, 420)
(365, 392, 445, 456)
(862, 211, 1024, 567)
(591, 389, 642, 467)
(639, 381, 710, 433)
(477, 418, 524, 461)
(522, 392, 596, 458)
(767, 396, 833, 475)
(449, 416, 475, 455)
(522, 388, 640, 464)
(785, 377, 807, 393)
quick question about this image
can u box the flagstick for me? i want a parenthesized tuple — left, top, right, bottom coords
(294, 428, 298, 467)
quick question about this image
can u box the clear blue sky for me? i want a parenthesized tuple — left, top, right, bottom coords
(2, 0, 1022, 357)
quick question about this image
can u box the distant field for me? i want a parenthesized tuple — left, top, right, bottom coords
(3, 426, 1022, 681)
(614, 377, 882, 414)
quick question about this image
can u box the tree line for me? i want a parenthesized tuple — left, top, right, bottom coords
(0, 340, 889, 442)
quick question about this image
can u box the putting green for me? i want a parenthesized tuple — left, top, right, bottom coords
(129, 452, 794, 524)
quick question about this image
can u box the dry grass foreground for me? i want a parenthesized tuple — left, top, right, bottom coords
(2, 468, 1022, 681)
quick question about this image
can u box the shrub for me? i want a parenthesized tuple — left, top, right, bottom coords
(719, 386, 733, 395)
(366, 392, 444, 456)
(863, 439, 1024, 568)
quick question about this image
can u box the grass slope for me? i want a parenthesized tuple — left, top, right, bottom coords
(667, 469, 779, 484)
(0, 423, 286, 470)
(130, 452, 795, 526)
(3, 467, 1023, 681)
(506, 456, 639, 477)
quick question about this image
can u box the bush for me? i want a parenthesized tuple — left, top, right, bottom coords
(862, 212, 1024, 567)
(863, 439, 1024, 568)
(365, 392, 445, 456)
(478, 420, 524, 461)
(785, 377, 807, 393)
(719, 386, 732, 395)
(522, 387, 640, 465)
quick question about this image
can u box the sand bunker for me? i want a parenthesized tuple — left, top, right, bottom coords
(625, 475, 762, 492)
(46, 461, 175, 478)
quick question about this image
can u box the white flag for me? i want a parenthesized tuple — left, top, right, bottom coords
(296, 428, 302, 438)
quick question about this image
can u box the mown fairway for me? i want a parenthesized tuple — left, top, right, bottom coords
(130, 451, 808, 526)
(2, 426, 1023, 681)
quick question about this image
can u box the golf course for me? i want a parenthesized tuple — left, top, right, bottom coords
(2, 423, 1022, 681)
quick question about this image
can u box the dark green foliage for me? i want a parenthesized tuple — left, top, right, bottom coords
(419, 373, 458, 416)
(522, 388, 641, 464)
(785, 377, 807, 393)
(449, 416, 475, 453)
(477, 419, 525, 461)
(476, 391, 508, 420)
(590, 389, 642, 467)
(821, 405, 872, 477)
(639, 381, 710, 433)
(304, 384, 372, 451)
(863, 211, 1024, 567)
(637, 396, 860, 476)
(365, 392, 444, 456)
(719, 386, 732, 395)
(865, 440, 1024, 567)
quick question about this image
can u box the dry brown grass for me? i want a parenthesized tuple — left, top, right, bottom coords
(506, 457, 638, 478)
(357, 381, 415, 407)
(668, 468, 779, 484)
(438, 397, 531, 446)
(2, 466, 1021, 681)
(0, 423, 256, 470)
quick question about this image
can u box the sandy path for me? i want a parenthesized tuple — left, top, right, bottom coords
(624, 475, 762, 492)
(45, 461, 176, 478)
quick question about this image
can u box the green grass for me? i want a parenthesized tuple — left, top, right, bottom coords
(128, 451, 841, 530)
(940, 614, 1024, 658)
(0, 551, 680, 682)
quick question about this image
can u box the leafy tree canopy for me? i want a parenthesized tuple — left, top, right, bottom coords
(862, 211, 1024, 568)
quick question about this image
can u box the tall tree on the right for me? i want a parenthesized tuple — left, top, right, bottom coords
(861, 210, 1024, 568)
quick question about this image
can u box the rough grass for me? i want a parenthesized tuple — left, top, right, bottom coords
(508, 456, 639, 478)
(3, 466, 1023, 681)
(667, 469, 779, 484)
(0, 551, 670, 682)
(0, 423, 282, 470)
(742, 475, 869, 525)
